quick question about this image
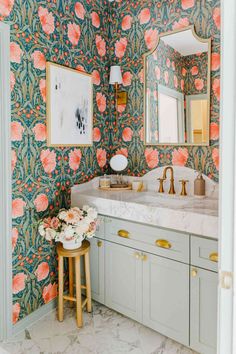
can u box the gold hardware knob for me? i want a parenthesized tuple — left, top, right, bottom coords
(134, 252, 140, 260)
(140, 254, 147, 261)
(97, 241, 102, 248)
(155, 239, 172, 249)
(191, 268, 198, 277)
(179, 179, 189, 196)
(209, 252, 218, 262)
(117, 229, 130, 238)
(157, 178, 166, 193)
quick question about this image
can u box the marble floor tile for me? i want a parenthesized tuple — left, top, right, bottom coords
(0, 302, 198, 354)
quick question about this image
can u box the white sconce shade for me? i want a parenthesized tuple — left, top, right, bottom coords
(109, 65, 123, 85)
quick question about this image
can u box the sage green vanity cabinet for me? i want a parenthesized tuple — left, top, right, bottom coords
(89, 237, 105, 304)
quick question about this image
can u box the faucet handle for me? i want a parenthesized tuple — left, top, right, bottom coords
(179, 179, 189, 196)
(157, 178, 166, 193)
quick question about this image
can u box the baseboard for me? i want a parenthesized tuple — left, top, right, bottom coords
(11, 298, 57, 338)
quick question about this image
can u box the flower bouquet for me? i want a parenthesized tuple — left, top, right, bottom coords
(38, 206, 98, 250)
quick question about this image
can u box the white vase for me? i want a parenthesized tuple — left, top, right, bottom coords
(62, 239, 82, 250)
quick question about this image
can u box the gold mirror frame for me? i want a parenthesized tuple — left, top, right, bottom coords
(143, 25, 212, 147)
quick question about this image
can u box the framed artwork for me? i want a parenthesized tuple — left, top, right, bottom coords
(46, 62, 93, 147)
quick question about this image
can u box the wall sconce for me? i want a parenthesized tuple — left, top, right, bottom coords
(109, 65, 128, 123)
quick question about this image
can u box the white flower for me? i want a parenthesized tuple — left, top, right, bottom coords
(38, 224, 46, 236)
(45, 228, 56, 241)
(75, 222, 89, 237)
(83, 205, 90, 212)
(64, 225, 75, 240)
(87, 207, 97, 220)
(58, 211, 67, 220)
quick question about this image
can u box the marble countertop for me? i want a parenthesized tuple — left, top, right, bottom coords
(71, 175, 219, 239)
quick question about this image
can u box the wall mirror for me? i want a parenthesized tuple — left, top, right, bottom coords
(144, 26, 211, 146)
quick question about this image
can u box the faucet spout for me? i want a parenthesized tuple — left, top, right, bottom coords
(162, 167, 175, 195)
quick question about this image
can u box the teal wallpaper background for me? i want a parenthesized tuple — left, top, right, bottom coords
(1, 0, 220, 324)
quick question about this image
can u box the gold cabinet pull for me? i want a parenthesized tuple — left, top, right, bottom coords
(117, 229, 130, 238)
(191, 268, 198, 277)
(155, 239, 171, 249)
(209, 252, 218, 262)
(97, 240, 102, 248)
(140, 254, 147, 261)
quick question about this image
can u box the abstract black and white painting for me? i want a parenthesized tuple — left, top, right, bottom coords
(46, 62, 93, 146)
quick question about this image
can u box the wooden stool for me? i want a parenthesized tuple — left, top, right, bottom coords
(57, 240, 92, 327)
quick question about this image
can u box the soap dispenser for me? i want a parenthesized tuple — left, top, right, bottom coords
(194, 171, 205, 196)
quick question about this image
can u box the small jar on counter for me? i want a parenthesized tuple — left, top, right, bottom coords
(99, 175, 111, 189)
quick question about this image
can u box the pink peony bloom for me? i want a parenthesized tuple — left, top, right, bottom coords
(191, 66, 199, 76)
(96, 148, 106, 168)
(182, 67, 187, 77)
(50, 217, 60, 229)
(93, 127, 101, 142)
(40, 149, 56, 174)
(96, 92, 106, 113)
(181, 0, 194, 10)
(68, 23, 81, 45)
(11, 149, 17, 173)
(122, 127, 133, 142)
(42, 283, 57, 304)
(211, 52, 220, 71)
(155, 66, 160, 80)
(38, 6, 55, 35)
(138, 8, 150, 24)
(34, 194, 49, 212)
(172, 148, 188, 166)
(10, 71, 15, 91)
(213, 7, 220, 30)
(145, 148, 158, 169)
(75, 2, 85, 20)
(166, 58, 171, 68)
(92, 70, 101, 85)
(195, 78, 204, 91)
(33, 123, 46, 141)
(164, 71, 169, 85)
(118, 104, 126, 113)
(35, 262, 49, 281)
(69, 149, 82, 171)
(96, 35, 106, 56)
(12, 303, 20, 324)
(76, 64, 85, 72)
(39, 79, 46, 102)
(210, 122, 219, 140)
(11, 121, 24, 141)
(172, 17, 189, 30)
(139, 68, 144, 84)
(12, 198, 26, 218)
(122, 71, 132, 86)
(91, 11, 100, 28)
(212, 148, 219, 170)
(31, 51, 46, 70)
(122, 15, 132, 30)
(12, 273, 27, 294)
(10, 42, 22, 63)
(0, 0, 14, 17)
(12, 227, 18, 252)
(116, 148, 128, 157)
(144, 28, 158, 50)
(139, 127, 144, 141)
(212, 78, 220, 101)
(115, 37, 128, 58)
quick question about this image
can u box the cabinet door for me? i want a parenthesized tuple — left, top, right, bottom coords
(90, 237, 105, 304)
(105, 241, 142, 322)
(143, 253, 189, 346)
(190, 267, 218, 354)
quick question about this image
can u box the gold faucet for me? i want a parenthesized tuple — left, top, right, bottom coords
(162, 166, 175, 195)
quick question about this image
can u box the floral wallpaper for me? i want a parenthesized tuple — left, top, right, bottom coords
(108, 0, 220, 180)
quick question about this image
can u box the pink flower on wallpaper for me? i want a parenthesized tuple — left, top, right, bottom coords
(96, 148, 106, 168)
(93, 127, 101, 142)
(122, 15, 132, 30)
(33, 123, 46, 141)
(138, 8, 150, 24)
(194, 78, 204, 91)
(182, 67, 187, 77)
(145, 148, 158, 169)
(211, 53, 220, 71)
(155, 66, 160, 80)
(11, 121, 24, 141)
(164, 71, 169, 85)
(11, 149, 17, 173)
(12, 273, 27, 294)
(10, 71, 15, 91)
(35, 262, 49, 281)
(39, 79, 46, 102)
(69, 149, 82, 171)
(122, 71, 132, 86)
(138, 68, 144, 84)
(115, 37, 128, 58)
(139, 127, 144, 141)
(38, 6, 55, 35)
(75, 2, 85, 20)
(172, 148, 188, 166)
(172, 17, 189, 30)
(118, 104, 126, 113)
(213, 7, 220, 30)
(181, 79, 184, 91)
(191, 66, 198, 76)
(116, 148, 128, 157)
(213, 78, 220, 101)
(122, 127, 133, 142)
(210, 122, 219, 140)
(12, 198, 26, 218)
(42, 283, 57, 304)
(96, 92, 106, 113)
(212, 148, 219, 170)
(10, 42, 22, 63)
(68, 23, 81, 45)
(12, 303, 20, 324)
(40, 149, 56, 174)
(144, 28, 158, 50)
(76, 64, 85, 72)
(174, 75, 178, 89)
(31, 50, 46, 70)
(12, 227, 18, 252)
(95, 35, 106, 56)
(166, 57, 170, 68)
(0, 0, 14, 17)
(92, 70, 101, 85)
(91, 12, 100, 28)
(34, 194, 49, 212)
(181, 0, 194, 10)
(172, 61, 176, 71)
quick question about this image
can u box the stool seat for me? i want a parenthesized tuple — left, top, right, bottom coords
(57, 240, 92, 328)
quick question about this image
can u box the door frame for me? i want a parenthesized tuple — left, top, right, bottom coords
(0, 21, 12, 341)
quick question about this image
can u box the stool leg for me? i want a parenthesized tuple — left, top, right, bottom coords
(58, 255, 64, 322)
(75, 256, 83, 327)
(84, 252, 92, 313)
(69, 257, 74, 307)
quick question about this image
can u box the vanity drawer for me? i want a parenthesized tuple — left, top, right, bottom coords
(95, 215, 105, 239)
(191, 236, 218, 272)
(105, 217, 189, 263)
